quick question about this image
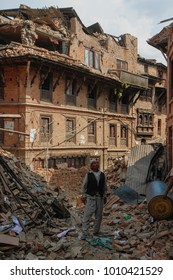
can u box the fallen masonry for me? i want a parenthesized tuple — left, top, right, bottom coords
(0, 148, 173, 260)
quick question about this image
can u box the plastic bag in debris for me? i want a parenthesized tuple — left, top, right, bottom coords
(10, 216, 23, 234)
(148, 216, 154, 224)
(86, 237, 113, 250)
(113, 230, 121, 239)
(56, 226, 76, 238)
(124, 214, 131, 220)
(0, 224, 12, 232)
(113, 229, 127, 239)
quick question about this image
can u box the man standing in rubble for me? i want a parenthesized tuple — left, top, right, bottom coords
(80, 159, 107, 240)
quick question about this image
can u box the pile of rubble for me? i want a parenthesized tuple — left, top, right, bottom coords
(35, 166, 88, 207)
(35, 155, 128, 206)
(0, 149, 173, 260)
(105, 156, 128, 189)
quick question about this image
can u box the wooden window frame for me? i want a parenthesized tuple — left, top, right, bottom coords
(88, 119, 96, 143)
(84, 48, 101, 69)
(40, 115, 52, 143)
(66, 117, 76, 143)
(109, 123, 117, 146)
(117, 59, 128, 71)
(120, 124, 128, 146)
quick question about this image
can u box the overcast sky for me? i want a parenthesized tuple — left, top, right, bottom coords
(1, 0, 173, 65)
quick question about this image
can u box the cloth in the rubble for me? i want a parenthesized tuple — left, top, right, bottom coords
(86, 237, 113, 250)
(56, 226, 76, 238)
(0, 224, 12, 232)
(10, 216, 23, 234)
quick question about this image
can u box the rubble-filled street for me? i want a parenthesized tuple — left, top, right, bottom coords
(0, 148, 173, 260)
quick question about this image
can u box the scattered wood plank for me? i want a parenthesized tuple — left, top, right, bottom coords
(0, 233, 19, 247)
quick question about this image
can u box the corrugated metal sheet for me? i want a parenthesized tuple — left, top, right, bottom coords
(125, 145, 156, 195)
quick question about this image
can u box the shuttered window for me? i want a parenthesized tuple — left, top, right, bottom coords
(88, 119, 96, 143)
(66, 118, 76, 143)
(120, 124, 128, 146)
(40, 116, 52, 142)
(109, 124, 117, 146)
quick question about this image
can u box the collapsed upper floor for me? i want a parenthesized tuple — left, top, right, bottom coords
(0, 4, 148, 88)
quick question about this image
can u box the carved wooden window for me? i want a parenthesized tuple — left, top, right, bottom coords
(158, 119, 161, 135)
(40, 116, 52, 142)
(120, 124, 128, 146)
(88, 119, 96, 143)
(66, 118, 76, 143)
(109, 124, 117, 146)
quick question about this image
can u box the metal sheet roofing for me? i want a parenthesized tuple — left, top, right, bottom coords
(125, 145, 156, 195)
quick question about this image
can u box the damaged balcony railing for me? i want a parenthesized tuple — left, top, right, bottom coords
(116, 70, 148, 88)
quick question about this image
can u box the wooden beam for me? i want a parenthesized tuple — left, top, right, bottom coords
(76, 77, 85, 95)
(0, 128, 29, 136)
(0, 233, 19, 247)
(0, 114, 21, 118)
(53, 71, 64, 92)
(39, 67, 52, 88)
(31, 64, 43, 87)
(24, 60, 31, 87)
(65, 77, 72, 92)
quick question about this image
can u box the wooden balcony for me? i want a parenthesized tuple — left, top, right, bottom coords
(116, 70, 148, 88)
(66, 94, 76, 106)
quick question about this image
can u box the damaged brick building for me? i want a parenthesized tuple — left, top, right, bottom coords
(136, 56, 167, 143)
(148, 21, 173, 169)
(0, 5, 167, 170)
